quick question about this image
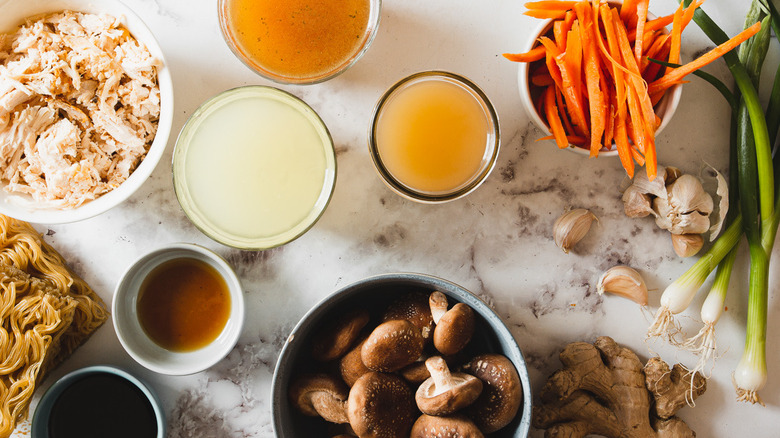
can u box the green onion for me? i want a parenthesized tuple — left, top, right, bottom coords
(647, 216, 742, 341)
(674, 0, 778, 403)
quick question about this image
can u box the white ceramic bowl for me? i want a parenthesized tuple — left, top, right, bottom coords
(0, 0, 173, 223)
(112, 243, 245, 375)
(516, 9, 682, 156)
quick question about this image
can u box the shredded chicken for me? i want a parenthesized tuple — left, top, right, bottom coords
(0, 11, 160, 208)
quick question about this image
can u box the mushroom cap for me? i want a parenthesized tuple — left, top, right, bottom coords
(312, 309, 370, 361)
(415, 356, 482, 416)
(347, 372, 417, 438)
(289, 373, 349, 424)
(399, 359, 431, 385)
(340, 336, 371, 387)
(464, 354, 523, 433)
(362, 319, 424, 372)
(433, 303, 475, 356)
(382, 292, 435, 341)
(410, 414, 485, 438)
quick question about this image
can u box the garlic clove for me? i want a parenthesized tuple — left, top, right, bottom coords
(630, 166, 668, 199)
(671, 233, 704, 258)
(672, 211, 711, 235)
(664, 166, 682, 186)
(597, 266, 648, 305)
(622, 186, 655, 218)
(553, 208, 597, 254)
(668, 174, 713, 215)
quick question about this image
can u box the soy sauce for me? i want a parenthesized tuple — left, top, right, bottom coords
(48, 372, 157, 438)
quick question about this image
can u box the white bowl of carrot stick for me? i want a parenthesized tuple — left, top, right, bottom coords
(511, 0, 686, 178)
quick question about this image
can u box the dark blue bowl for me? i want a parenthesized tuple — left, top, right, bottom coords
(271, 272, 532, 437)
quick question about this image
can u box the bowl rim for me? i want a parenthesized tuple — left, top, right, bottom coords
(217, 0, 383, 85)
(0, 0, 174, 224)
(516, 5, 682, 157)
(270, 272, 533, 437)
(31, 364, 166, 438)
(112, 243, 245, 375)
(368, 70, 501, 204)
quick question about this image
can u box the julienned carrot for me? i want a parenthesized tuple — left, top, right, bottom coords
(629, 13, 674, 40)
(503, 45, 546, 62)
(602, 74, 615, 153)
(642, 33, 670, 71)
(544, 86, 569, 148)
(537, 134, 588, 146)
(553, 19, 569, 51)
(525, 9, 567, 20)
(620, 0, 638, 25)
(566, 22, 583, 103)
(668, 2, 684, 70)
(614, 104, 634, 178)
(648, 21, 762, 95)
(550, 44, 590, 136)
(634, 0, 649, 63)
(613, 7, 657, 178)
(554, 86, 576, 135)
(575, 2, 605, 156)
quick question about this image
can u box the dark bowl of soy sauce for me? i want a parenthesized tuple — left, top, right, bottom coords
(32, 365, 165, 438)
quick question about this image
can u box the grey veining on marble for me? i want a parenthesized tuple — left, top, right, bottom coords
(11, 0, 780, 437)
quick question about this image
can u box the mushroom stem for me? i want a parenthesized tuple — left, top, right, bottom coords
(429, 291, 448, 324)
(426, 356, 455, 396)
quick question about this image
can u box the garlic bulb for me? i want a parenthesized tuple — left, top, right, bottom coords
(671, 233, 704, 258)
(553, 209, 597, 254)
(597, 266, 648, 305)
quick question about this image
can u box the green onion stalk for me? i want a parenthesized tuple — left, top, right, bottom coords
(670, 0, 779, 404)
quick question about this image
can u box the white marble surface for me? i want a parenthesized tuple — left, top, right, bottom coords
(11, 0, 780, 436)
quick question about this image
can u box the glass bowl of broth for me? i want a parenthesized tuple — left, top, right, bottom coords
(369, 71, 500, 203)
(218, 0, 382, 84)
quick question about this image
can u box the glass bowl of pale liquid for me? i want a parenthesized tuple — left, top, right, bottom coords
(172, 86, 336, 250)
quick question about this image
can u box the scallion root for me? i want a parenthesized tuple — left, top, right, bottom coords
(646, 306, 683, 344)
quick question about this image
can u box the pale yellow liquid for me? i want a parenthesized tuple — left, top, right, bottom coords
(184, 95, 328, 239)
(375, 79, 490, 194)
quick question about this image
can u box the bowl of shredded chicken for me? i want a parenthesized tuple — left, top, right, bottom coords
(0, 0, 173, 223)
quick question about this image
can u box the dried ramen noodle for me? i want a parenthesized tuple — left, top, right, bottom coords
(0, 214, 107, 436)
(0, 11, 161, 208)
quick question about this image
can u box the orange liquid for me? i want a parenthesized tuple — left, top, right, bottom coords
(376, 79, 490, 193)
(137, 258, 231, 352)
(227, 0, 370, 79)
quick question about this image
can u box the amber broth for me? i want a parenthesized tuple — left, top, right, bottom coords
(137, 258, 230, 352)
(227, 0, 370, 79)
(375, 79, 491, 193)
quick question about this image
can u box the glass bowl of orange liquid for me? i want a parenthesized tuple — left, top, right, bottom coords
(218, 0, 381, 84)
(369, 71, 501, 203)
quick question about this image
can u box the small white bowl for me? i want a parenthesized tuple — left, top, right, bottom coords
(112, 243, 245, 375)
(0, 0, 173, 223)
(516, 9, 681, 156)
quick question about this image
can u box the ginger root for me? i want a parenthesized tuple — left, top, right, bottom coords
(533, 336, 706, 438)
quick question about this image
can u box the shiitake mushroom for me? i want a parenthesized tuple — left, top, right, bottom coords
(290, 291, 523, 436)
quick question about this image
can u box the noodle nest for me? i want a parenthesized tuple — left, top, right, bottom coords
(0, 214, 107, 436)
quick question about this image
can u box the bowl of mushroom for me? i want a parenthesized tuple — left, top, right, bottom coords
(271, 273, 533, 437)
